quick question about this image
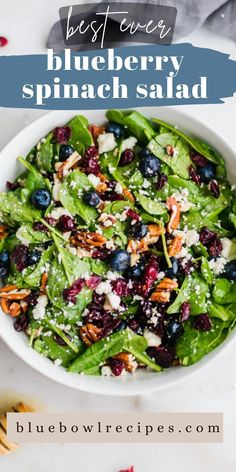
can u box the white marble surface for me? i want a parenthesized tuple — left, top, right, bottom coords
(1, 2, 236, 471)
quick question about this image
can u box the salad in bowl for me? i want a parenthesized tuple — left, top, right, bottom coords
(0, 109, 235, 378)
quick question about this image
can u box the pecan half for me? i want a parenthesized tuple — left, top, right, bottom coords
(0, 288, 31, 300)
(79, 323, 102, 346)
(123, 187, 135, 203)
(88, 125, 105, 141)
(0, 298, 10, 314)
(168, 235, 183, 257)
(113, 352, 138, 373)
(70, 231, 107, 249)
(127, 238, 148, 254)
(147, 224, 165, 237)
(0, 284, 17, 293)
(9, 302, 21, 318)
(166, 197, 181, 232)
(150, 277, 178, 302)
(55, 151, 81, 180)
(40, 272, 48, 294)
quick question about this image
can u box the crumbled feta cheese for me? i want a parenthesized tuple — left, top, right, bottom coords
(101, 365, 112, 376)
(16, 227, 30, 246)
(49, 207, 72, 220)
(52, 181, 62, 202)
(175, 247, 189, 259)
(95, 281, 112, 295)
(54, 359, 62, 366)
(144, 328, 162, 347)
(105, 240, 116, 250)
(87, 173, 101, 188)
(121, 136, 137, 152)
(172, 189, 192, 212)
(221, 238, 232, 259)
(115, 182, 123, 194)
(209, 257, 227, 275)
(106, 271, 119, 281)
(97, 133, 117, 154)
(106, 292, 121, 310)
(142, 179, 151, 189)
(185, 230, 199, 247)
(157, 271, 165, 280)
(32, 295, 48, 320)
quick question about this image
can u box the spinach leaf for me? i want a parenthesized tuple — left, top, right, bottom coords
(59, 170, 97, 224)
(208, 303, 234, 322)
(90, 259, 108, 276)
(148, 133, 191, 179)
(35, 132, 54, 172)
(176, 318, 225, 366)
(124, 111, 156, 142)
(67, 115, 93, 150)
(52, 234, 90, 285)
(105, 109, 125, 125)
(167, 273, 208, 315)
(124, 335, 162, 372)
(68, 329, 130, 373)
(201, 257, 214, 284)
(42, 334, 82, 367)
(134, 192, 166, 216)
(24, 245, 54, 287)
(213, 279, 236, 304)
(0, 189, 41, 225)
(152, 118, 225, 167)
(16, 224, 50, 245)
(18, 157, 49, 191)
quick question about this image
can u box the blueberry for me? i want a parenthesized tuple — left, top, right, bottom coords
(83, 191, 100, 207)
(139, 147, 151, 158)
(0, 263, 8, 278)
(130, 221, 147, 240)
(59, 144, 74, 161)
(164, 320, 184, 344)
(0, 250, 10, 265)
(166, 257, 179, 278)
(31, 189, 51, 210)
(27, 250, 41, 266)
(198, 164, 215, 183)
(224, 260, 236, 281)
(126, 260, 145, 279)
(106, 122, 124, 139)
(109, 249, 131, 272)
(140, 155, 160, 177)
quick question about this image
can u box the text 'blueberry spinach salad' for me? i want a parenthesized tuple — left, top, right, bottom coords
(0, 110, 236, 376)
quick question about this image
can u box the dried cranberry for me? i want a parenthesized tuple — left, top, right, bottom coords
(147, 346, 176, 368)
(14, 314, 29, 332)
(103, 191, 124, 201)
(100, 318, 121, 338)
(6, 181, 20, 191)
(33, 221, 48, 233)
(190, 151, 208, 167)
(119, 149, 134, 167)
(210, 179, 220, 198)
(193, 313, 212, 331)
(45, 217, 57, 226)
(180, 302, 191, 322)
(54, 333, 67, 346)
(86, 275, 101, 289)
(189, 165, 200, 185)
(11, 245, 29, 272)
(57, 215, 76, 232)
(126, 209, 140, 221)
(0, 37, 8, 47)
(25, 291, 39, 307)
(209, 238, 223, 257)
(109, 358, 124, 376)
(53, 126, 71, 144)
(199, 227, 216, 245)
(91, 249, 109, 260)
(142, 256, 159, 295)
(111, 278, 130, 297)
(93, 292, 106, 306)
(84, 146, 98, 158)
(128, 318, 140, 332)
(156, 173, 168, 190)
(63, 279, 85, 304)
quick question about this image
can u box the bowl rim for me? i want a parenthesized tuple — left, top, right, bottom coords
(0, 106, 235, 396)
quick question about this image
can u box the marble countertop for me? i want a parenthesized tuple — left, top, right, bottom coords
(0, 2, 236, 471)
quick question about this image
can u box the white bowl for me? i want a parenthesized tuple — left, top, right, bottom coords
(0, 107, 235, 396)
